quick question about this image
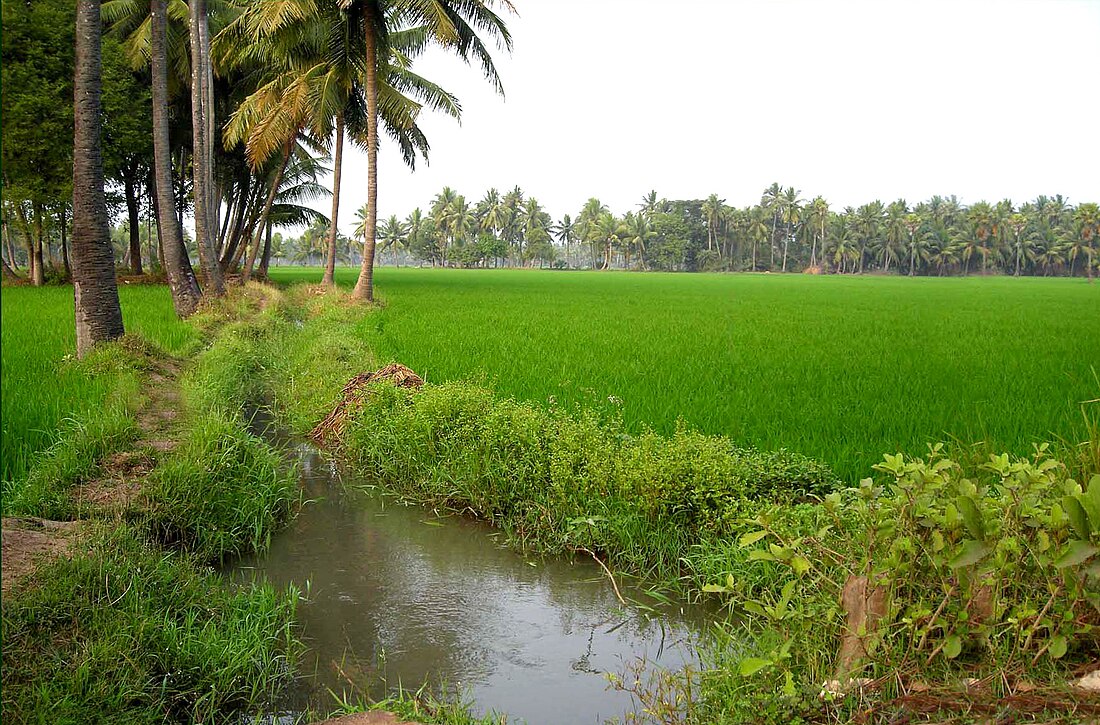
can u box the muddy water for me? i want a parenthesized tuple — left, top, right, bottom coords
(233, 439, 712, 724)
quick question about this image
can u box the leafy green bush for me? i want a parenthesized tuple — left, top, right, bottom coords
(701, 446, 1100, 719)
(340, 380, 838, 582)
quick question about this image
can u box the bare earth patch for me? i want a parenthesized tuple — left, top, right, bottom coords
(72, 449, 153, 513)
(1, 517, 83, 595)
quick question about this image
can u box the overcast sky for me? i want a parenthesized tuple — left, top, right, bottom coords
(317, 0, 1100, 235)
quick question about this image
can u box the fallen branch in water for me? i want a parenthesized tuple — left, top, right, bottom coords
(578, 546, 626, 606)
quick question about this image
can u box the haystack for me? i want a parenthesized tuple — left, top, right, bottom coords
(310, 363, 424, 445)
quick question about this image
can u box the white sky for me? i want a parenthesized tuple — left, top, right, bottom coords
(318, 0, 1100, 235)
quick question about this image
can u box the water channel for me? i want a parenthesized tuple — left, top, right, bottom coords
(233, 427, 713, 724)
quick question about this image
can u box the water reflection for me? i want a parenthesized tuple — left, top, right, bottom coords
(234, 442, 710, 724)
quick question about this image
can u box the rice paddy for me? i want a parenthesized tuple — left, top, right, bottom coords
(270, 267, 1100, 481)
(4, 272, 1098, 484)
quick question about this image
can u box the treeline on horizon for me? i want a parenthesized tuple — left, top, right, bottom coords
(333, 185, 1100, 277)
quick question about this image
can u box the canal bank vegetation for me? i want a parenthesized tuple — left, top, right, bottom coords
(2, 286, 302, 723)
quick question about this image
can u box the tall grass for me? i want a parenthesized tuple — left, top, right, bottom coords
(269, 268, 1100, 481)
(1, 524, 299, 724)
(1, 285, 197, 484)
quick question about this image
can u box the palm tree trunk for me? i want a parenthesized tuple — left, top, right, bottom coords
(220, 177, 255, 267)
(124, 172, 142, 275)
(322, 112, 344, 288)
(352, 5, 380, 302)
(217, 186, 237, 256)
(59, 205, 71, 278)
(188, 0, 224, 295)
(37, 203, 55, 270)
(72, 0, 124, 357)
(151, 0, 201, 317)
(258, 220, 273, 279)
(242, 142, 291, 283)
(32, 203, 48, 283)
(770, 210, 778, 269)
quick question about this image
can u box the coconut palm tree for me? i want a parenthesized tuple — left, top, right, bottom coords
(1072, 202, 1099, 281)
(780, 187, 804, 272)
(1009, 212, 1029, 276)
(761, 182, 782, 269)
(188, 0, 225, 293)
(552, 214, 578, 268)
(701, 193, 723, 252)
(379, 214, 408, 265)
(577, 197, 608, 268)
(622, 211, 655, 270)
(334, 0, 512, 302)
(746, 206, 769, 272)
(405, 206, 425, 260)
(149, 0, 201, 316)
(72, 0, 125, 356)
(591, 211, 626, 270)
(638, 190, 660, 219)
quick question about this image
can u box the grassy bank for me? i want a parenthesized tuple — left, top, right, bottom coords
(269, 267, 1100, 483)
(2, 285, 302, 723)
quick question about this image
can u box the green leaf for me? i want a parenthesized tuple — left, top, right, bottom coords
(702, 584, 729, 593)
(790, 556, 812, 577)
(1080, 475, 1100, 530)
(738, 530, 769, 548)
(943, 634, 962, 659)
(1048, 634, 1068, 659)
(1064, 496, 1091, 539)
(782, 670, 796, 696)
(956, 495, 985, 540)
(747, 549, 778, 562)
(743, 601, 767, 616)
(738, 657, 773, 676)
(1054, 541, 1099, 568)
(948, 540, 990, 569)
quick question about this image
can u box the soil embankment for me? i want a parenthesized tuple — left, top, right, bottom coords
(1, 354, 182, 594)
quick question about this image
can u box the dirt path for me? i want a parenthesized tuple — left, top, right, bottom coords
(1, 357, 184, 596)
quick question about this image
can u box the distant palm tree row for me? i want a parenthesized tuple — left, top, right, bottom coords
(368, 184, 1098, 278)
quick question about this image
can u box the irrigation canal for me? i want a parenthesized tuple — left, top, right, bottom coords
(230, 419, 712, 724)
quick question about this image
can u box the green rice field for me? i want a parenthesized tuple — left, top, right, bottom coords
(1, 285, 197, 483)
(4, 271, 1098, 485)
(270, 267, 1100, 481)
